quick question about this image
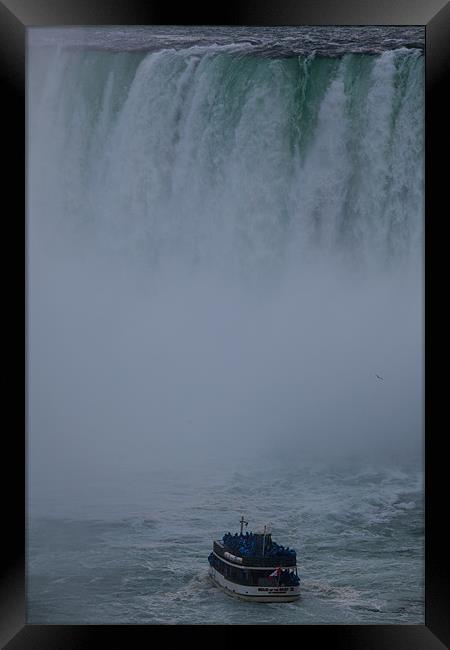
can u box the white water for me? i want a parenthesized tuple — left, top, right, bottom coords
(29, 44, 423, 271)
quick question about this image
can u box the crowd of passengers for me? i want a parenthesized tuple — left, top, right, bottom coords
(277, 569, 300, 586)
(222, 531, 296, 558)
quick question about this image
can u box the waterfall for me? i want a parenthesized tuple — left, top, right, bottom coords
(29, 44, 423, 280)
(27, 34, 424, 473)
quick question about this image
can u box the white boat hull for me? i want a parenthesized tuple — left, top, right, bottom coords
(209, 566, 300, 603)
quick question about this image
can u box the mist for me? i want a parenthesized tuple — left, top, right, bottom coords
(27, 38, 424, 512)
(28, 241, 422, 503)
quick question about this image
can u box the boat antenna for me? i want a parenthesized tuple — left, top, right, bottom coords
(262, 525, 267, 557)
(239, 515, 248, 535)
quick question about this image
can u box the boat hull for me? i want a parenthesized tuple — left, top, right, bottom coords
(208, 566, 300, 603)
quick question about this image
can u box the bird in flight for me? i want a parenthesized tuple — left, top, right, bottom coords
(375, 374, 384, 381)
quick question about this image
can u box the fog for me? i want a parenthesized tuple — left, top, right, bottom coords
(28, 240, 422, 504)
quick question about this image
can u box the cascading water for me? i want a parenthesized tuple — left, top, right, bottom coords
(29, 35, 423, 279)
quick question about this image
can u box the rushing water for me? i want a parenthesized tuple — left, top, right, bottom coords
(28, 457, 423, 624)
(28, 26, 424, 275)
(27, 26, 424, 624)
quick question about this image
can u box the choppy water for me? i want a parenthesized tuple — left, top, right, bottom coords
(29, 25, 424, 57)
(27, 457, 423, 624)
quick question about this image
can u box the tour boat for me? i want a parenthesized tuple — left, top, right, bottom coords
(208, 516, 300, 602)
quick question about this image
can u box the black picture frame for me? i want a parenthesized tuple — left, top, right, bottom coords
(2, 0, 448, 647)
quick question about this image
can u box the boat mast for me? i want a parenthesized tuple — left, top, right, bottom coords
(262, 525, 266, 556)
(239, 515, 248, 535)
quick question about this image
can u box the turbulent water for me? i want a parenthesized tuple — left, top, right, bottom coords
(27, 26, 424, 624)
(28, 457, 423, 624)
